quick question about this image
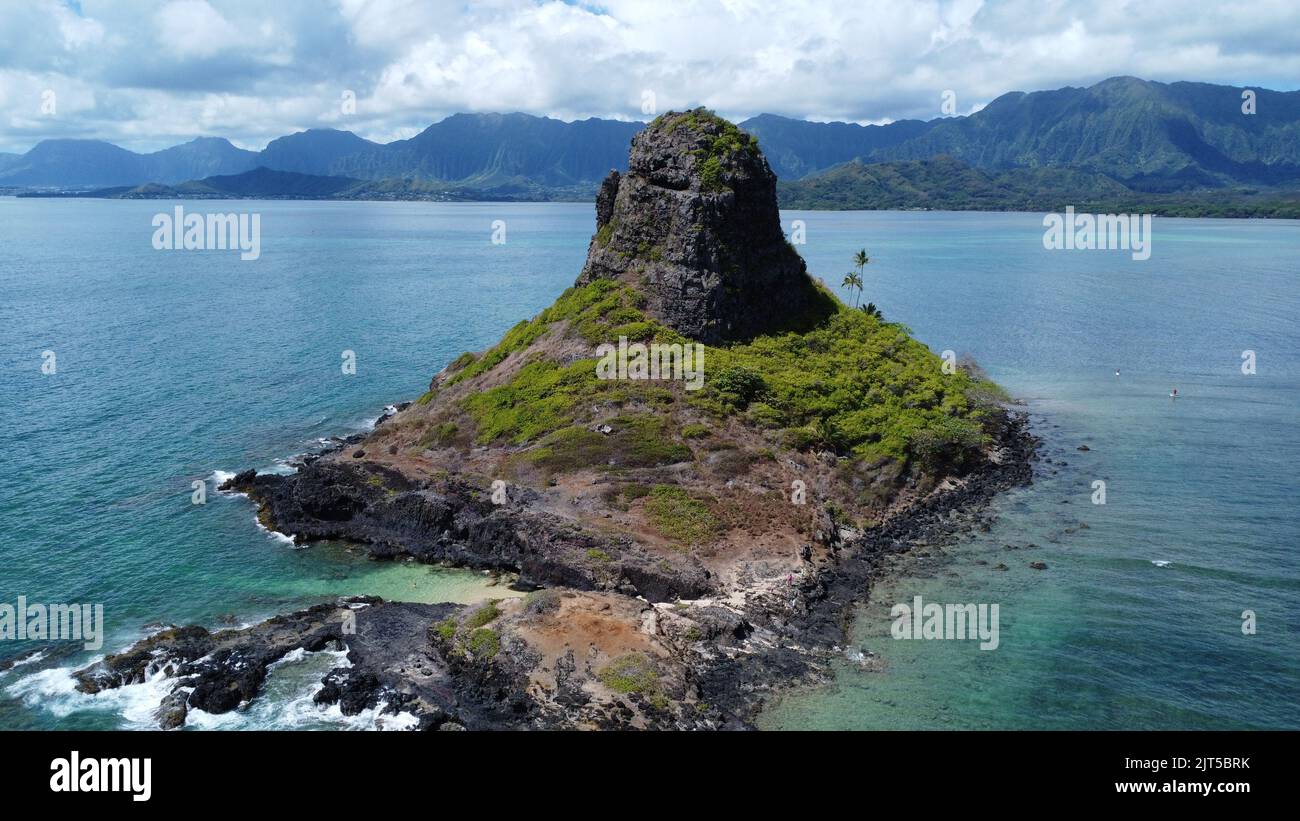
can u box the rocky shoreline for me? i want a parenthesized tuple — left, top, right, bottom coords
(666, 408, 1038, 722)
(73, 407, 1036, 730)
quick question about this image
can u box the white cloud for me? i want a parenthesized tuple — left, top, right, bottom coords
(1, 0, 1298, 153)
(51, 0, 106, 49)
(155, 0, 240, 59)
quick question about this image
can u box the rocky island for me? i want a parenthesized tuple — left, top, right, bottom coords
(75, 110, 1035, 730)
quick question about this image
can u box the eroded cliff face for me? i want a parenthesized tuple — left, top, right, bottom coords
(578, 109, 830, 343)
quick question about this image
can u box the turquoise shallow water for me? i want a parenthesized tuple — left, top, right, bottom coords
(0, 200, 1296, 729)
(761, 211, 1300, 730)
(0, 199, 566, 728)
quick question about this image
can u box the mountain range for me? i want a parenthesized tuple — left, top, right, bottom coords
(6, 77, 1299, 213)
(0, 113, 644, 191)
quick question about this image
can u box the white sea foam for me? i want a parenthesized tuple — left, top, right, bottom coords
(371, 705, 421, 731)
(263, 460, 298, 476)
(210, 469, 237, 487)
(361, 405, 399, 431)
(212, 470, 301, 544)
(5, 663, 177, 729)
(3, 649, 47, 670)
(271, 647, 311, 667)
(1151, 560, 1172, 568)
(302, 698, 421, 731)
(184, 648, 416, 730)
(253, 515, 298, 547)
(6, 646, 414, 731)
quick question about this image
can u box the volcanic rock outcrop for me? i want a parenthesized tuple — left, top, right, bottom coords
(578, 109, 831, 342)
(76, 111, 1036, 731)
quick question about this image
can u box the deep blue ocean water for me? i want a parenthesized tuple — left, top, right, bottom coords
(0, 199, 1296, 729)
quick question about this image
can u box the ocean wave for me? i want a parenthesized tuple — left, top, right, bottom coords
(7, 649, 46, 667)
(210, 469, 237, 487)
(360, 404, 400, 431)
(211, 468, 259, 498)
(184, 648, 416, 731)
(7, 646, 415, 731)
(5, 663, 176, 729)
(264, 459, 300, 476)
(210, 469, 299, 544)
(222, 408, 390, 484)
(253, 515, 298, 547)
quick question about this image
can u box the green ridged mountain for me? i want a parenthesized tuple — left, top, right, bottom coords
(7, 77, 1298, 205)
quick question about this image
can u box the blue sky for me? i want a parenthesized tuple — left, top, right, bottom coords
(2, 0, 1298, 154)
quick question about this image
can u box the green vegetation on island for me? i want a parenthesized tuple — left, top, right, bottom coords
(442, 272, 1001, 478)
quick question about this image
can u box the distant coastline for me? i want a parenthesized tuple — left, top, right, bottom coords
(776, 157, 1300, 219)
(13, 168, 599, 204)
(14, 162, 1300, 219)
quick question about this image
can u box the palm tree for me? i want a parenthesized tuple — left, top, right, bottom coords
(840, 271, 863, 308)
(852, 248, 870, 306)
